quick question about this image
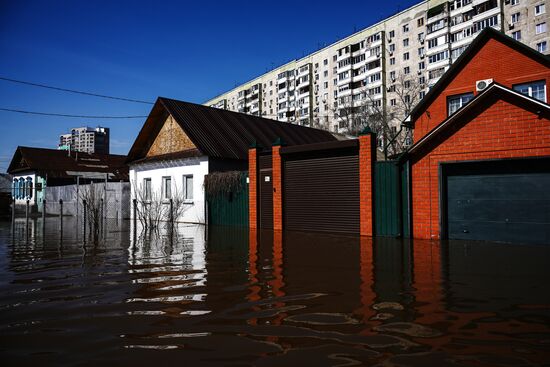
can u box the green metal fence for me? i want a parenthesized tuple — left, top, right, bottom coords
(375, 161, 401, 237)
(206, 174, 249, 227)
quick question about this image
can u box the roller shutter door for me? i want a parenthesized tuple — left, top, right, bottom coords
(446, 159, 550, 244)
(283, 154, 359, 233)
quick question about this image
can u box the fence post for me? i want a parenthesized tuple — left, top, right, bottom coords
(25, 199, 30, 241)
(83, 199, 87, 239)
(59, 199, 63, 233)
(42, 199, 46, 234)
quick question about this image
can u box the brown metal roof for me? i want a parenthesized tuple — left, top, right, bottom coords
(7, 146, 129, 180)
(127, 97, 337, 163)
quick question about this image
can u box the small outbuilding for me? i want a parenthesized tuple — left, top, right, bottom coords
(405, 28, 550, 244)
(126, 97, 337, 224)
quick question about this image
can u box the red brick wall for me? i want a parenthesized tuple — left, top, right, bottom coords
(272, 145, 282, 231)
(411, 99, 550, 240)
(414, 38, 550, 142)
(359, 134, 375, 236)
(248, 148, 257, 229)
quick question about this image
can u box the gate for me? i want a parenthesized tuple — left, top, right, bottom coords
(375, 161, 401, 237)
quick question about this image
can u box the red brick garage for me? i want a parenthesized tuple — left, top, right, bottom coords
(406, 29, 550, 243)
(408, 85, 550, 243)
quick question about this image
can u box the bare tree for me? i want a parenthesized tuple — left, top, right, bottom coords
(332, 71, 423, 158)
(79, 182, 104, 242)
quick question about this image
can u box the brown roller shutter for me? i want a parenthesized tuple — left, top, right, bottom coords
(283, 153, 359, 234)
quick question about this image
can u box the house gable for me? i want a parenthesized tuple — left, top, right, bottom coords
(145, 114, 196, 157)
(412, 32, 550, 142)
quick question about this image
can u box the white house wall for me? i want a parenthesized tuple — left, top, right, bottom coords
(130, 156, 208, 224)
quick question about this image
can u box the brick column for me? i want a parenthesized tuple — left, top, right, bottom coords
(248, 146, 258, 229)
(272, 139, 284, 231)
(359, 130, 376, 237)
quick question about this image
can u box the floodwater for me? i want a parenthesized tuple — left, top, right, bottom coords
(1, 218, 550, 366)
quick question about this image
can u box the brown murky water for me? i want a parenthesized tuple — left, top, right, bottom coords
(1, 218, 550, 366)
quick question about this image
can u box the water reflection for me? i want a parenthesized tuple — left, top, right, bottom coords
(0, 218, 549, 366)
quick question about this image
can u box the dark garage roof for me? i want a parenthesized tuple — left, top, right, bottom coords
(7, 146, 129, 180)
(126, 97, 338, 163)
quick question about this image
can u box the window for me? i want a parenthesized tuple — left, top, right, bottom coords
(535, 3, 545, 15)
(512, 30, 521, 40)
(417, 17, 424, 27)
(537, 41, 548, 52)
(389, 30, 395, 38)
(403, 24, 409, 32)
(404, 66, 410, 74)
(536, 22, 547, 34)
(403, 52, 410, 60)
(418, 47, 425, 56)
(403, 38, 409, 47)
(510, 0, 519, 5)
(143, 178, 152, 201)
(511, 12, 520, 23)
(389, 44, 395, 52)
(183, 175, 193, 200)
(513, 80, 546, 102)
(418, 61, 425, 70)
(324, 70, 328, 77)
(162, 176, 171, 200)
(447, 93, 474, 116)
(390, 99, 397, 106)
(390, 57, 395, 65)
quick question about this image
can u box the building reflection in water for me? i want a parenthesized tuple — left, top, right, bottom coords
(3, 217, 549, 365)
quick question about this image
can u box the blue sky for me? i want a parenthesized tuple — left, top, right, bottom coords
(0, 0, 418, 171)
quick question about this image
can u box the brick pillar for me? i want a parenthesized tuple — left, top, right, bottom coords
(272, 139, 284, 231)
(248, 146, 258, 229)
(359, 131, 376, 236)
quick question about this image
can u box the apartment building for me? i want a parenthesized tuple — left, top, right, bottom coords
(205, 0, 549, 140)
(58, 126, 110, 154)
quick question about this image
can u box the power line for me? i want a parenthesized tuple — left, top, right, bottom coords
(0, 76, 154, 105)
(0, 107, 147, 119)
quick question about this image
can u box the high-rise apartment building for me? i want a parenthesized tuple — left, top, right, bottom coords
(205, 0, 549, 139)
(58, 126, 110, 154)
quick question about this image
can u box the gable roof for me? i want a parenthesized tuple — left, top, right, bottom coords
(406, 83, 550, 157)
(7, 146, 129, 180)
(407, 27, 550, 126)
(126, 97, 338, 163)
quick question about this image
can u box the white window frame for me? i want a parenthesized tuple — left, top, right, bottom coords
(183, 175, 193, 202)
(447, 92, 474, 116)
(535, 22, 547, 34)
(537, 41, 547, 52)
(511, 12, 520, 24)
(143, 177, 152, 202)
(535, 3, 545, 15)
(162, 176, 171, 200)
(513, 80, 547, 102)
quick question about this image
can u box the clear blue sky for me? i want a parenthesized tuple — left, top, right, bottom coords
(0, 0, 418, 171)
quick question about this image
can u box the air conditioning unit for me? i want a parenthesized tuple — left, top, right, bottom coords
(476, 78, 493, 92)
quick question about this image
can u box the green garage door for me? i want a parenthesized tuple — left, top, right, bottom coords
(445, 159, 550, 245)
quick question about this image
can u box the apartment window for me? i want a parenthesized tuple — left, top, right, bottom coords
(333, 78, 337, 86)
(323, 59, 328, 66)
(404, 80, 411, 88)
(403, 52, 410, 61)
(390, 99, 396, 106)
(418, 61, 425, 70)
(183, 175, 193, 200)
(447, 92, 474, 116)
(403, 38, 409, 47)
(512, 30, 521, 40)
(390, 71, 396, 80)
(536, 22, 547, 34)
(417, 17, 424, 27)
(418, 47, 425, 56)
(419, 76, 425, 84)
(510, 0, 519, 4)
(390, 57, 395, 65)
(419, 91, 426, 99)
(537, 41, 547, 52)
(143, 178, 152, 201)
(428, 38, 438, 49)
(418, 32, 425, 42)
(333, 55, 337, 61)
(404, 66, 410, 74)
(513, 80, 546, 102)
(389, 30, 395, 38)
(324, 70, 328, 77)
(324, 81, 328, 88)
(389, 44, 395, 52)
(535, 3, 545, 15)
(511, 12, 520, 23)
(403, 24, 409, 32)
(162, 176, 171, 200)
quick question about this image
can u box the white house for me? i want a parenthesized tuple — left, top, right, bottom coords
(126, 97, 337, 224)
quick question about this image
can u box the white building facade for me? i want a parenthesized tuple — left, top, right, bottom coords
(130, 156, 209, 224)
